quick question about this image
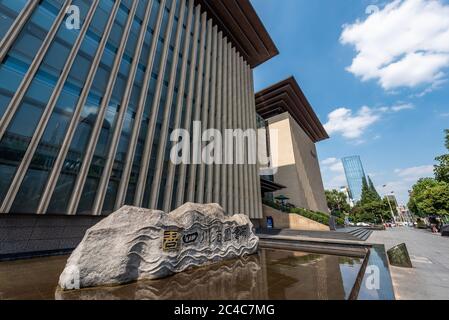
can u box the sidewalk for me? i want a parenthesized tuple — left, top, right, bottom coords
(368, 228, 449, 300)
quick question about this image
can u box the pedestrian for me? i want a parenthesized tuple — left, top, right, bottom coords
(438, 218, 444, 233)
(431, 223, 438, 233)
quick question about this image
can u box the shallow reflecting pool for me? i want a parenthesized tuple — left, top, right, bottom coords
(0, 248, 364, 300)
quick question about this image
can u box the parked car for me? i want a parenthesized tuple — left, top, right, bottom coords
(385, 221, 396, 227)
(416, 219, 427, 229)
(356, 222, 371, 227)
(442, 225, 449, 237)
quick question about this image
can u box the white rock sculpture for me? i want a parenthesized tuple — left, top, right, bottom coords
(59, 203, 259, 290)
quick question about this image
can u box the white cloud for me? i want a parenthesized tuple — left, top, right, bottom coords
(321, 157, 338, 166)
(320, 158, 347, 190)
(324, 102, 415, 140)
(413, 78, 447, 97)
(378, 165, 434, 204)
(390, 103, 414, 112)
(378, 103, 415, 113)
(341, 0, 449, 91)
(378, 180, 412, 204)
(394, 165, 434, 181)
(324, 106, 381, 139)
(325, 174, 348, 190)
(321, 157, 345, 173)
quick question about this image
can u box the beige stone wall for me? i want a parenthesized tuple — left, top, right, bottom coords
(261, 205, 330, 231)
(267, 113, 329, 214)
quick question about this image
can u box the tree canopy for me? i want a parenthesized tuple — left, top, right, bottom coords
(349, 176, 392, 224)
(360, 177, 370, 204)
(325, 189, 350, 216)
(434, 129, 449, 183)
(360, 176, 382, 204)
(408, 130, 449, 218)
(368, 176, 381, 201)
(408, 178, 449, 217)
(350, 199, 392, 224)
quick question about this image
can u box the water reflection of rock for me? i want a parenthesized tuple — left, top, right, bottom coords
(56, 255, 265, 300)
(56, 249, 361, 300)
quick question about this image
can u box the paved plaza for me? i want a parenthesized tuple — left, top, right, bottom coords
(369, 228, 449, 300)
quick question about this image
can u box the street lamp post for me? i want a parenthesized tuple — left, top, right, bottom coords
(383, 185, 396, 224)
(386, 194, 396, 224)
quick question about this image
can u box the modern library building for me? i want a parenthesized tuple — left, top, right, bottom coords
(0, 0, 329, 257)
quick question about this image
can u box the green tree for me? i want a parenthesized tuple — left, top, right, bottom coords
(434, 129, 449, 183)
(349, 175, 390, 224)
(368, 176, 381, 201)
(408, 178, 437, 216)
(349, 205, 366, 223)
(382, 197, 397, 219)
(349, 200, 391, 224)
(435, 155, 449, 183)
(360, 176, 371, 205)
(365, 200, 390, 224)
(408, 178, 449, 217)
(325, 189, 350, 216)
(360, 176, 381, 205)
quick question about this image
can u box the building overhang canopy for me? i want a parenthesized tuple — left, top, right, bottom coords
(195, 0, 279, 68)
(260, 178, 286, 193)
(255, 77, 329, 143)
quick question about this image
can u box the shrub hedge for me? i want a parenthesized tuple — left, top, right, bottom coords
(263, 200, 345, 226)
(290, 208, 327, 225)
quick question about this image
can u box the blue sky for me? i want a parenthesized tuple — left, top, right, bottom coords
(251, 0, 449, 204)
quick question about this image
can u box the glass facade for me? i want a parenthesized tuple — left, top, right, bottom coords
(0, 0, 263, 219)
(0, 0, 68, 205)
(341, 156, 366, 203)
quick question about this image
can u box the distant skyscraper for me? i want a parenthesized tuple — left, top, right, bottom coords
(341, 156, 366, 202)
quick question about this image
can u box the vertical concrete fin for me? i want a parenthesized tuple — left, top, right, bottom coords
(134, 0, 179, 208)
(115, 0, 170, 209)
(148, 0, 188, 210)
(164, 4, 201, 212)
(41, 0, 134, 215)
(92, 0, 158, 215)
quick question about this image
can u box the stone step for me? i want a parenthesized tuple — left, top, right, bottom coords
(360, 230, 373, 241)
(257, 227, 374, 242)
(349, 228, 366, 237)
(349, 228, 373, 241)
(257, 228, 362, 242)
